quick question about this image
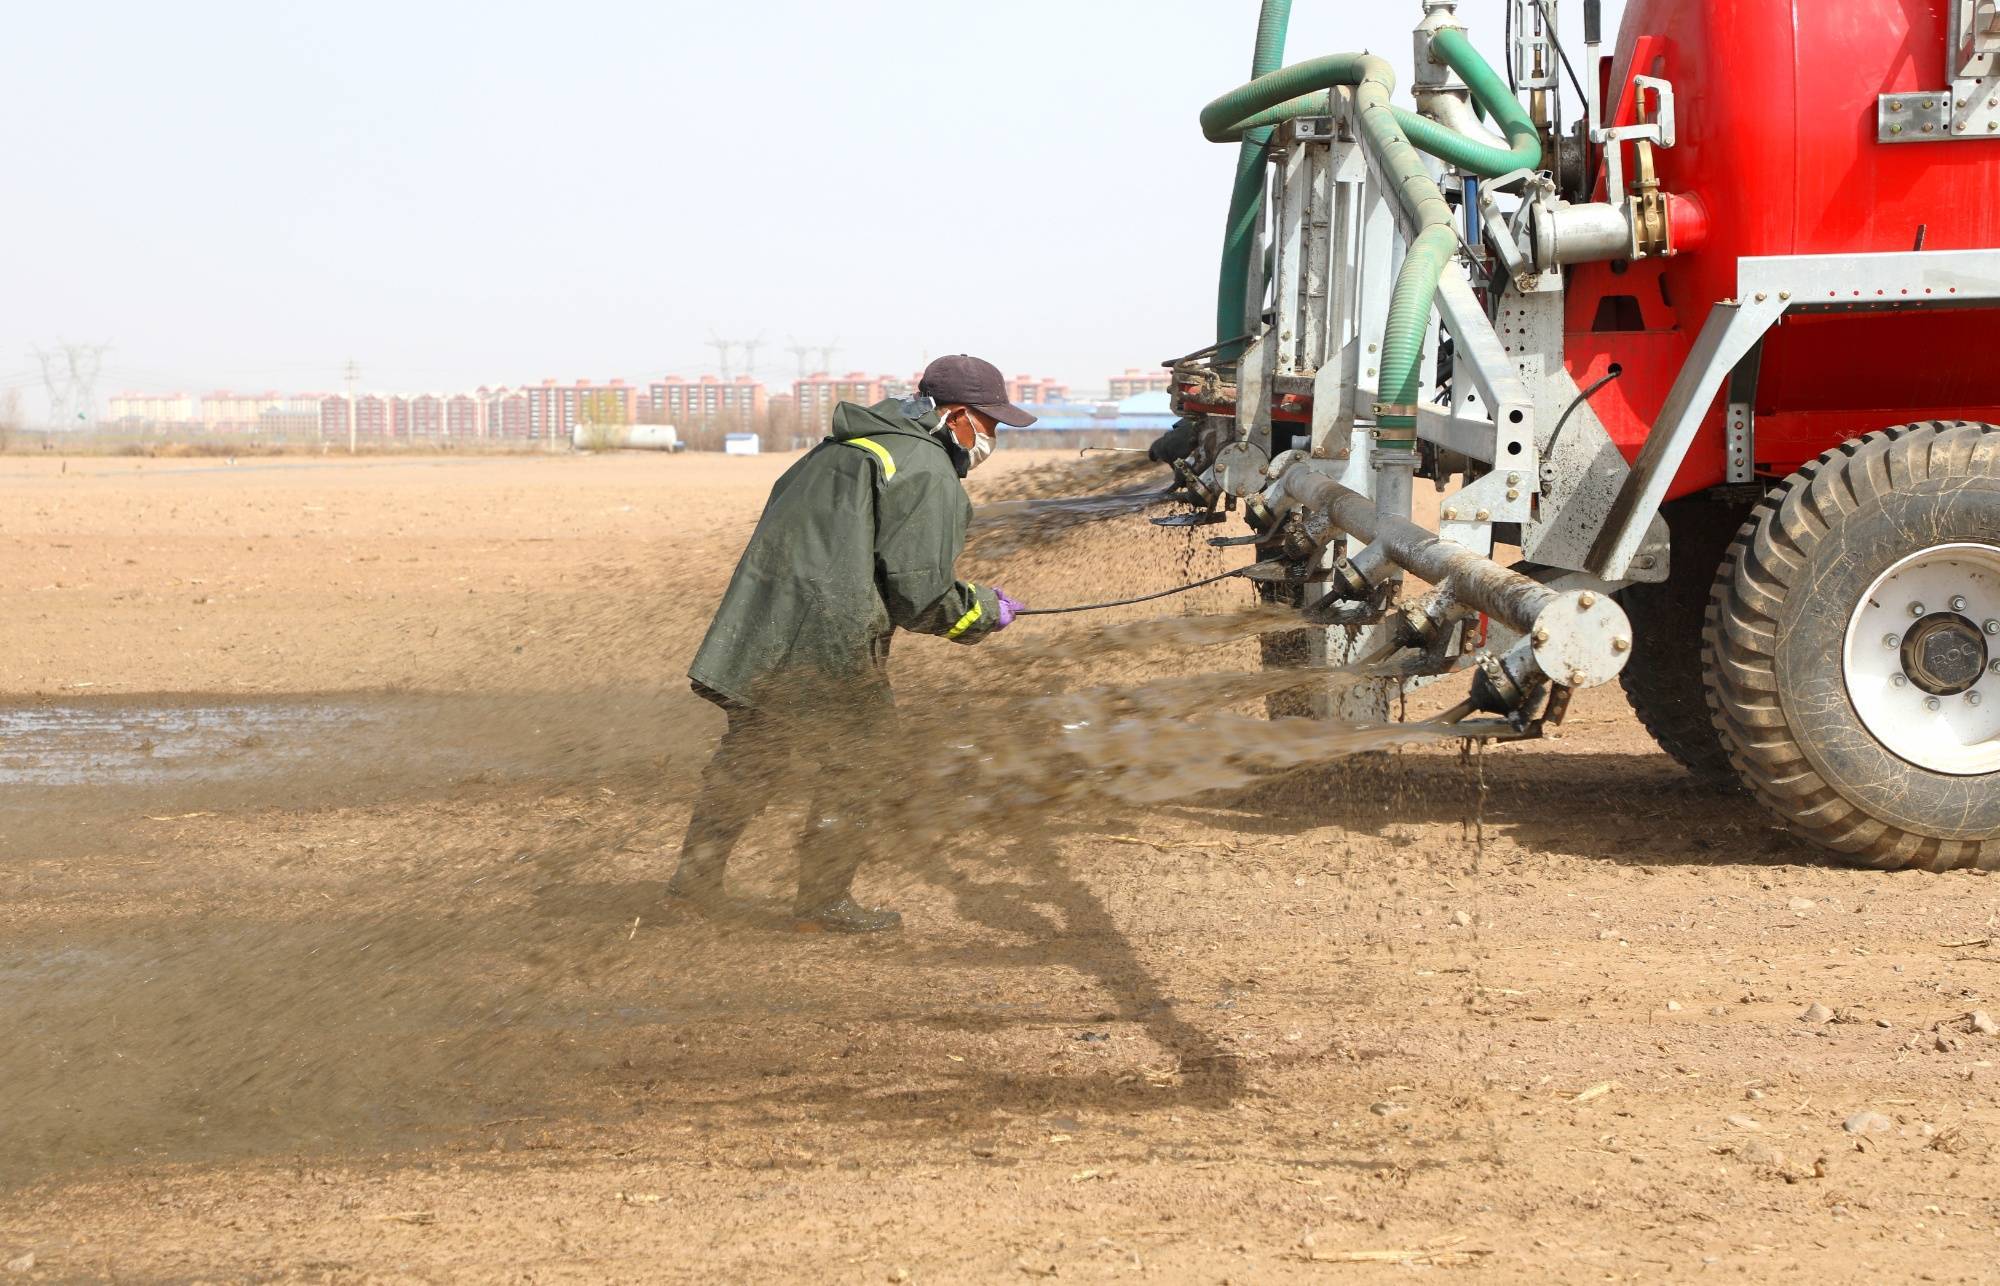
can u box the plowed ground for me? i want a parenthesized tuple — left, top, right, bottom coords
(2, 452, 1997, 1283)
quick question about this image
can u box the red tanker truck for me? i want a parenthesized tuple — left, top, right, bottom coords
(1154, 0, 2000, 868)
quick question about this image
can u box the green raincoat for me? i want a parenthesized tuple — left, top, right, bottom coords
(688, 399, 1002, 709)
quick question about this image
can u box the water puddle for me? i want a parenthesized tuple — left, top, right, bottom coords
(0, 702, 368, 787)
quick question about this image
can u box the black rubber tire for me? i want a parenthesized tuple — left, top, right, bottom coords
(1619, 496, 1755, 781)
(1703, 422, 2000, 870)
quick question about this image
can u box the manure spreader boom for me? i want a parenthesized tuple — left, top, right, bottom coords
(1154, 0, 2000, 868)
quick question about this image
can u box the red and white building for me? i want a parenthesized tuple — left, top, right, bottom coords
(1107, 368, 1172, 400)
(524, 378, 634, 441)
(648, 375, 767, 430)
(1008, 374, 1071, 405)
(793, 372, 894, 437)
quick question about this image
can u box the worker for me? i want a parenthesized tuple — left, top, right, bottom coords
(670, 355, 1036, 933)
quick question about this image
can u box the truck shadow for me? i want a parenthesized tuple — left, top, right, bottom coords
(1149, 749, 1827, 870)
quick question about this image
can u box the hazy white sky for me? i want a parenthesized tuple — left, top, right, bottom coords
(1, 0, 1623, 410)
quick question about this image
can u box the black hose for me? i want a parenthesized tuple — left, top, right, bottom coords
(1014, 568, 1251, 617)
(1543, 365, 1623, 465)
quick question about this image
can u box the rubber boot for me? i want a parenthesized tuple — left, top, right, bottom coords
(667, 815, 745, 918)
(792, 816, 900, 934)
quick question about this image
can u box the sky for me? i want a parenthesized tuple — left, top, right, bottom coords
(0, 0, 1624, 415)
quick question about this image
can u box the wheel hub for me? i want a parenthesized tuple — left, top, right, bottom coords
(1902, 613, 1990, 696)
(1842, 542, 2000, 777)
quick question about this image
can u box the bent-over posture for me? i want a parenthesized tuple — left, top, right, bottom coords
(672, 354, 1035, 932)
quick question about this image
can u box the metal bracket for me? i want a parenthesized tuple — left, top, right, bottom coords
(1722, 342, 1762, 484)
(1597, 75, 1676, 206)
(1587, 294, 1787, 579)
(1878, 2, 2000, 142)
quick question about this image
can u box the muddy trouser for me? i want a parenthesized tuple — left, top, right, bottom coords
(677, 682, 893, 911)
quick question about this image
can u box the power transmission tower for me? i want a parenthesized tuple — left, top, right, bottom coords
(738, 335, 764, 382)
(29, 347, 69, 429)
(813, 341, 841, 374)
(705, 335, 736, 380)
(65, 342, 110, 425)
(344, 358, 360, 453)
(786, 338, 814, 380)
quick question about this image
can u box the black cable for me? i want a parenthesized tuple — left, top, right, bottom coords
(1015, 567, 1251, 617)
(1543, 365, 1623, 464)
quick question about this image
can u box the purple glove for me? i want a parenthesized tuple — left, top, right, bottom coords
(994, 588, 1024, 630)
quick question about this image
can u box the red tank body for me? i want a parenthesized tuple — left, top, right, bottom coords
(1563, 0, 2000, 496)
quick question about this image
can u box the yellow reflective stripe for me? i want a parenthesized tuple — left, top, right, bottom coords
(946, 597, 984, 639)
(845, 436, 896, 480)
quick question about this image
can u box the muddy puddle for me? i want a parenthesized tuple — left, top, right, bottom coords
(0, 701, 370, 787)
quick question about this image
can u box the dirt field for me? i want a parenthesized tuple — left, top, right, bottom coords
(3, 450, 2000, 1283)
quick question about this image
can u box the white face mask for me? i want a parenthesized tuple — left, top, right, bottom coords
(967, 426, 995, 470)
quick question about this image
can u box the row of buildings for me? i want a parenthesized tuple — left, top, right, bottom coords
(105, 368, 1177, 446)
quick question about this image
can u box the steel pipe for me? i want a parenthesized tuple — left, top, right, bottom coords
(1273, 467, 1634, 689)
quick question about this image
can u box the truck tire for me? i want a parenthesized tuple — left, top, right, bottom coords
(1703, 422, 2000, 870)
(1619, 496, 1754, 781)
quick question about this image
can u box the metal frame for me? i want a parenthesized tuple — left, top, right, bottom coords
(1589, 249, 2000, 580)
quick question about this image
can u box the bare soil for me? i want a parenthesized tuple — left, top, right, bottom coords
(3, 451, 1999, 1283)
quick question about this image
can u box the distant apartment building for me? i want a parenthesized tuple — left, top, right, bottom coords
(647, 375, 766, 430)
(525, 379, 633, 441)
(445, 392, 483, 438)
(1008, 374, 1071, 405)
(1106, 368, 1172, 400)
(401, 393, 446, 439)
(256, 402, 321, 438)
(107, 393, 197, 426)
(317, 393, 396, 441)
(487, 387, 530, 438)
(203, 391, 323, 433)
(793, 372, 891, 437)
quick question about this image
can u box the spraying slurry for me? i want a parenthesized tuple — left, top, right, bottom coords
(0, 452, 1469, 1185)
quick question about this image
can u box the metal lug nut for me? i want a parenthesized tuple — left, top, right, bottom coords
(1443, 508, 1458, 521)
(1532, 628, 1550, 645)
(1911, 602, 1928, 618)
(1925, 697, 1943, 712)
(1578, 591, 1598, 609)
(1475, 508, 1491, 521)
(1951, 595, 1969, 612)
(1893, 674, 1910, 688)
(1613, 637, 1631, 653)
(1506, 489, 1521, 502)
(1991, 659, 2000, 677)
(1506, 474, 1521, 486)
(1970, 691, 1985, 708)
(1885, 633, 1901, 648)
(1569, 670, 1589, 687)
(1987, 620, 2000, 636)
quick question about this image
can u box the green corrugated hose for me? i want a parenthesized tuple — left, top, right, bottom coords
(1396, 27, 1541, 176)
(1214, 0, 1293, 357)
(1204, 32, 1539, 179)
(1200, 26, 1539, 439)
